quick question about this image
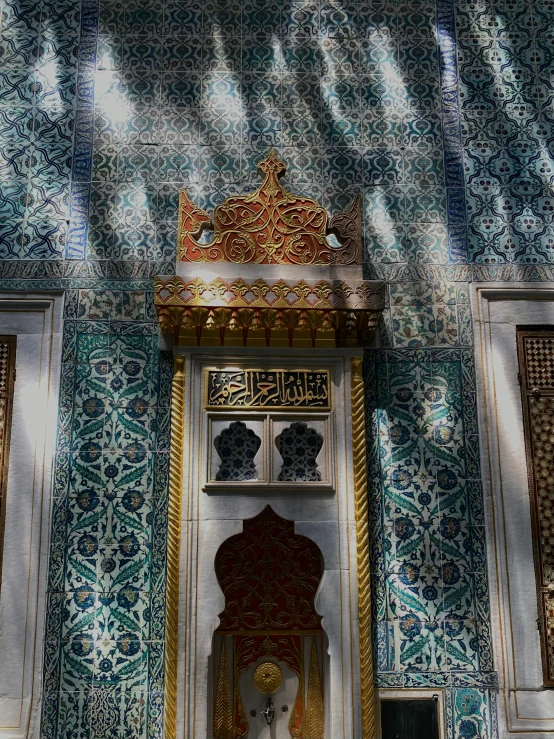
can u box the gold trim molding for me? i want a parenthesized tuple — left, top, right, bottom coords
(155, 275, 385, 311)
(154, 277, 385, 348)
(351, 357, 376, 738)
(164, 356, 186, 739)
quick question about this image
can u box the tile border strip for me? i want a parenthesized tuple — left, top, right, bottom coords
(67, 0, 99, 260)
(436, 0, 469, 264)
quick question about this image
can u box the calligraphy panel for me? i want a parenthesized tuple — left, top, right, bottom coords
(205, 369, 331, 410)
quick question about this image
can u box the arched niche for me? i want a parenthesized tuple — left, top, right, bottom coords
(210, 506, 328, 739)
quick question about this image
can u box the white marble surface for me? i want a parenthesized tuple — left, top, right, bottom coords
(472, 285, 554, 737)
(0, 295, 63, 739)
(175, 351, 362, 739)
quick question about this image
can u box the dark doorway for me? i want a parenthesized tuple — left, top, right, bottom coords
(380, 698, 440, 739)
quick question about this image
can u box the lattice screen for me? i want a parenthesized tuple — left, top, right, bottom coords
(518, 330, 554, 686)
(0, 336, 16, 593)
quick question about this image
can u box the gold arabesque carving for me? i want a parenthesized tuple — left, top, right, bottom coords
(177, 149, 362, 265)
(253, 662, 283, 694)
(214, 640, 234, 739)
(303, 637, 324, 739)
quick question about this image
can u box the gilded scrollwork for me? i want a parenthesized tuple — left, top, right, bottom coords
(177, 150, 362, 265)
(215, 506, 323, 633)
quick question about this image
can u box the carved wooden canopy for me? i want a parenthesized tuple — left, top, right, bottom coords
(178, 149, 361, 265)
(154, 149, 385, 347)
(154, 274, 385, 348)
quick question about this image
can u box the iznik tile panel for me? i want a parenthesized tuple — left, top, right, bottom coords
(42, 322, 171, 739)
(368, 349, 492, 684)
(456, 0, 554, 263)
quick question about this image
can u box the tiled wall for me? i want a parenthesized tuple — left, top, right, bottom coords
(1, 0, 552, 737)
(457, 1, 554, 263)
(42, 323, 171, 739)
(0, 0, 80, 258)
(368, 349, 492, 678)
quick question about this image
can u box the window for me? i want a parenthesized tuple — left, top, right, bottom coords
(214, 421, 262, 481)
(206, 415, 332, 489)
(518, 329, 554, 686)
(276, 421, 323, 482)
(0, 336, 16, 594)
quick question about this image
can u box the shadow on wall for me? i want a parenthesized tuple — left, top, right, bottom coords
(91, 0, 453, 267)
(0, 0, 80, 258)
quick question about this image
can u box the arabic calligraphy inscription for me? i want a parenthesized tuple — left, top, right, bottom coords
(206, 369, 331, 410)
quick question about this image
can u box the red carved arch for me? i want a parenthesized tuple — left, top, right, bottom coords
(215, 506, 324, 632)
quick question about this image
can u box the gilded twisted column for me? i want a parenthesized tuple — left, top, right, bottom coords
(164, 355, 186, 739)
(351, 356, 376, 738)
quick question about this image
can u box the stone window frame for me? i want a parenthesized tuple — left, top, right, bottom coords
(0, 294, 63, 738)
(472, 285, 554, 735)
(205, 412, 334, 490)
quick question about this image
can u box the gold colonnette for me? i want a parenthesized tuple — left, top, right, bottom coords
(163, 356, 186, 739)
(253, 662, 283, 694)
(351, 357, 376, 739)
(177, 149, 362, 266)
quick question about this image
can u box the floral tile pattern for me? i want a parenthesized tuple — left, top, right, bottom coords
(367, 348, 493, 687)
(42, 317, 171, 739)
(456, 0, 554, 263)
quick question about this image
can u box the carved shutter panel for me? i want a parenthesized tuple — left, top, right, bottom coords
(518, 329, 554, 686)
(0, 336, 16, 593)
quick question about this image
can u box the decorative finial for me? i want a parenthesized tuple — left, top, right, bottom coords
(257, 149, 286, 177)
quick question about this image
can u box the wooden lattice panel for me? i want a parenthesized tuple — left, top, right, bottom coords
(518, 330, 554, 685)
(0, 336, 16, 593)
(523, 337, 554, 388)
